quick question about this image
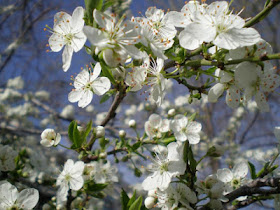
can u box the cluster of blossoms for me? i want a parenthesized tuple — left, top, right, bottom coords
(47, 1, 279, 112)
(27, 0, 280, 209)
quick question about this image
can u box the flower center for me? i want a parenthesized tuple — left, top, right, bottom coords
(64, 33, 74, 44)
(160, 162, 168, 174)
(65, 174, 72, 182)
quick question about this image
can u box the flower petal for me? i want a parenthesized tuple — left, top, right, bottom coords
(71, 7, 85, 33)
(232, 162, 248, 178)
(68, 89, 83, 103)
(92, 77, 111, 96)
(17, 189, 39, 209)
(62, 45, 74, 72)
(217, 168, 233, 183)
(78, 90, 93, 108)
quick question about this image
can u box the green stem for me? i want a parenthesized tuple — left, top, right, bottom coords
(244, 0, 280, 28)
(57, 143, 71, 150)
(197, 154, 207, 166)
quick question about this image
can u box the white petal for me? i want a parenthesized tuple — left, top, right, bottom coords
(78, 90, 93, 108)
(92, 77, 111, 96)
(68, 89, 83, 103)
(123, 45, 143, 59)
(71, 7, 85, 33)
(64, 159, 75, 171)
(17, 189, 39, 209)
(48, 33, 65, 52)
(235, 62, 259, 90)
(74, 70, 90, 88)
(160, 119, 170, 133)
(70, 176, 84, 191)
(72, 161, 85, 176)
(90, 62, 102, 82)
(206, 1, 229, 18)
(0, 182, 18, 207)
(103, 48, 119, 67)
(53, 12, 72, 34)
(62, 45, 74, 72)
(83, 26, 110, 48)
(188, 121, 202, 133)
(167, 142, 180, 161)
(145, 122, 155, 138)
(150, 43, 167, 59)
(93, 9, 114, 31)
(40, 139, 53, 147)
(226, 86, 240, 109)
(54, 133, 61, 146)
(148, 114, 162, 128)
(164, 11, 191, 27)
(71, 31, 87, 52)
(187, 132, 200, 144)
(214, 28, 261, 50)
(208, 83, 225, 102)
(232, 162, 248, 178)
(217, 168, 233, 183)
(174, 131, 188, 142)
(255, 91, 269, 112)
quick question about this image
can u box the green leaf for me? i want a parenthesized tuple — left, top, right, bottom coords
(188, 146, 197, 172)
(264, 0, 271, 8)
(132, 141, 142, 151)
(248, 161, 257, 179)
(100, 61, 117, 85)
(73, 123, 81, 148)
(68, 121, 76, 144)
(129, 196, 143, 210)
(84, 0, 103, 25)
(80, 120, 92, 145)
(127, 191, 137, 207)
(121, 189, 130, 210)
(100, 89, 116, 104)
(159, 136, 176, 145)
(87, 182, 108, 192)
(204, 66, 217, 75)
(188, 113, 197, 122)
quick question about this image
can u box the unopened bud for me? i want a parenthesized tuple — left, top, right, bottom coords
(96, 126, 105, 138)
(145, 197, 156, 209)
(119, 130, 126, 138)
(206, 145, 225, 157)
(77, 126, 84, 132)
(168, 109, 176, 117)
(99, 152, 107, 159)
(129, 119, 136, 128)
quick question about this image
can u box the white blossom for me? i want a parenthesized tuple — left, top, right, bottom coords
(0, 181, 39, 210)
(170, 114, 202, 144)
(56, 159, 84, 202)
(145, 114, 169, 139)
(217, 162, 248, 192)
(178, 1, 260, 50)
(142, 142, 186, 191)
(83, 9, 143, 67)
(48, 7, 87, 71)
(68, 62, 111, 108)
(40, 128, 61, 147)
(0, 145, 18, 172)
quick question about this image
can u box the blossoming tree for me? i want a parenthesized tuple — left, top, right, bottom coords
(1, 0, 280, 209)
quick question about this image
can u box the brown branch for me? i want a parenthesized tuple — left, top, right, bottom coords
(0, 124, 67, 136)
(100, 86, 127, 127)
(30, 97, 78, 123)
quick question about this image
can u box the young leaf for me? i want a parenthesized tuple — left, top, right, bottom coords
(121, 189, 130, 210)
(129, 196, 143, 210)
(84, 0, 103, 25)
(80, 120, 93, 145)
(100, 89, 116, 104)
(248, 161, 257, 179)
(68, 121, 76, 143)
(127, 190, 137, 207)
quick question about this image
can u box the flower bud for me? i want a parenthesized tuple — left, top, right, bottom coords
(128, 119, 136, 128)
(144, 197, 156, 209)
(119, 130, 126, 138)
(99, 152, 107, 159)
(206, 145, 225, 157)
(168, 109, 176, 117)
(96, 126, 105, 138)
(148, 190, 157, 197)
